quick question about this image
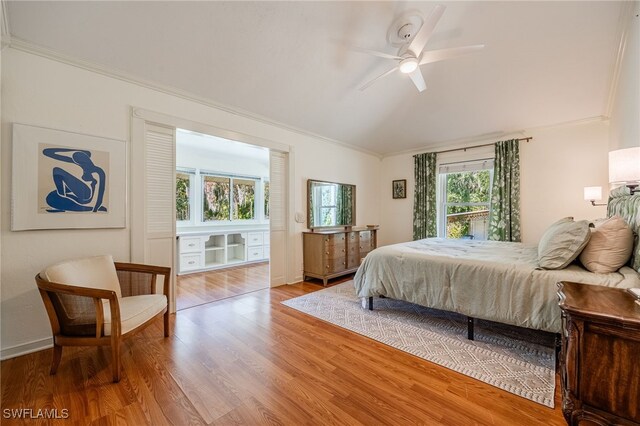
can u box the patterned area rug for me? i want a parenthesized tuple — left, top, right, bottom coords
(282, 281, 556, 408)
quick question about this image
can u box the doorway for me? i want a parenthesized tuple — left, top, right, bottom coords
(130, 108, 292, 315)
(175, 129, 270, 310)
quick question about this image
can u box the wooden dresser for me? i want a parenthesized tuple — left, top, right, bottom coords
(303, 227, 378, 285)
(557, 282, 640, 426)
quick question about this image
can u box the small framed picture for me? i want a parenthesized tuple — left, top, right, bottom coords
(392, 179, 406, 199)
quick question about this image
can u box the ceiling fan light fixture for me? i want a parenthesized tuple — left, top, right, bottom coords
(399, 57, 418, 74)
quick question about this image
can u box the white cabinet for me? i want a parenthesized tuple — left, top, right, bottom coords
(247, 246, 264, 261)
(179, 236, 203, 253)
(180, 253, 203, 271)
(178, 229, 269, 274)
(179, 236, 203, 271)
(263, 231, 270, 259)
(247, 232, 263, 247)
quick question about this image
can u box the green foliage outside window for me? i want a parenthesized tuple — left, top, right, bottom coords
(445, 170, 491, 239)
(176, 173, 190, 221)
(203, 176, 231, 221)
(264, 180, 269, 219)
(232, 179, 256, 220)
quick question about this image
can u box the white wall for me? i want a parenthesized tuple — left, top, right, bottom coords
(176, 130, 269, 178)
(0, 48, 381, 358)
(609, 2, 639, 151)
(379, 119, 610, 246)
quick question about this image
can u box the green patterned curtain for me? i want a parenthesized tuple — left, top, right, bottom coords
(337, 185, 353, 225)
(488, 139, 521, 242)
(413, 152, 437, 240)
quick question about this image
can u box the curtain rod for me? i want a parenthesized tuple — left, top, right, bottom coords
(433, 137, 533, 155)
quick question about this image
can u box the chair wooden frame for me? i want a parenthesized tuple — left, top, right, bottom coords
(36, 261, 171, 383)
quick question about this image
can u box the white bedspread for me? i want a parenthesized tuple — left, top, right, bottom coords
(353, 238, 640, 333)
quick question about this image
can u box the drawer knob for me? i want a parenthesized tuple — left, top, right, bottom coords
(188, 243, 195, 247)
(188, 261, 195, 265)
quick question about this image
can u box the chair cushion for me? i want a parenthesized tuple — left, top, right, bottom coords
(102, 294, 167, 336)
(41, 255, 122, 298)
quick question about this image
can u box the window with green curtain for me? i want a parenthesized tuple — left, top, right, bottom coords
(413, 152, 438, 240)
(439, 160, 493, 240)
(488, 139, 521, 242)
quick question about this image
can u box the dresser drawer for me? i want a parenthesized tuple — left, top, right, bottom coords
(347, 253, 360, 269)
(247, 232, 263, 247)
(359, 231, 372, 242)
(359, 239, 375, 252)
(325, 245, 346, 259)
(179, 236, 202, 253)
(263, 245, 270, 259)
(180, 253, 202, 271)
(248, 246, 264, 261)
(325, 257, 347, 273)
(323, 233, 346, 247)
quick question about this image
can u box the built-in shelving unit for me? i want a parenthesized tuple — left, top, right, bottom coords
(178, 229, 269, 274)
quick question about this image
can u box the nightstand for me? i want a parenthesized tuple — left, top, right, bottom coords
(557, 282, 640, 426)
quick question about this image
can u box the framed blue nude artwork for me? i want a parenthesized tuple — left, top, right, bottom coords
(11, 123, 126, 230)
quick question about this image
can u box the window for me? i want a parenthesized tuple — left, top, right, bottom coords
(263, 180, 270, 219)
(202, 175, 231, 221)
(200, 173, 261, 222)
(438, 160, 493, 240)
(232, 178, 256, 220)
(176, 171, 194, 222)
(313, 184, 338, 226)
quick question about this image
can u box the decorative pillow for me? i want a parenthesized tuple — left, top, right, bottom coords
(579, 216, 634, 273)
(538, 218, 591, 270)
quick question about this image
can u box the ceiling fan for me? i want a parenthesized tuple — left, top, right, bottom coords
(354, 5, 484, 92)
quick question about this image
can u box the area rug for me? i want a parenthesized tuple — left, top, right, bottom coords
(282, 281, 556, 408)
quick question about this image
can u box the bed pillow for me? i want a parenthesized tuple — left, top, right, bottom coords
(538, 218, 591, 269)
(579, 216, 634, 273)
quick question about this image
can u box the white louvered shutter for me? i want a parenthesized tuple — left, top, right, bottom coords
(143, 124, 176, 295)
(269, 151, 287, 285)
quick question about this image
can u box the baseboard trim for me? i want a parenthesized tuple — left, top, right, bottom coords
(1, 337, 52, 360)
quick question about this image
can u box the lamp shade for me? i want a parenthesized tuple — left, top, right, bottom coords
(609, 147, 640, 183)
(584, 186, 602, 201)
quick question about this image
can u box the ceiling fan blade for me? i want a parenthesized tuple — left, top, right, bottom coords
(419, 44, 485, 65)
(408, 68, 427, 92)
(359, 66, 399, 91)
(408, 4, 446, 56)
(349, 46, 403, 60)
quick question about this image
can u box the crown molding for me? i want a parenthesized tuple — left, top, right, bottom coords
(381, 116, 607, 159)
(604, 1, 635, 118)
(6, 37, 382, 159)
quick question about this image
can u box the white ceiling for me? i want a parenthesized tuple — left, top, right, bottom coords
(5, 1, 626, 155)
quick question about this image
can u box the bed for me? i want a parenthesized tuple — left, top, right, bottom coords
(354, 190, 640, 334)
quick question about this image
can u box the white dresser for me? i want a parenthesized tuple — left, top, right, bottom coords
(177, 229, 269, 275)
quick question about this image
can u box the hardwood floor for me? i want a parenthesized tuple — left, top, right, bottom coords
(1, 278, 565, 425)
(177, 262, 269, 311)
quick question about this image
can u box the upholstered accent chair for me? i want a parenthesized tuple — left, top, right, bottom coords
(35, 255, 171, 382)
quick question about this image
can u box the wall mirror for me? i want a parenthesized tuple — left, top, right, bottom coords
(307, 179, 356, 229)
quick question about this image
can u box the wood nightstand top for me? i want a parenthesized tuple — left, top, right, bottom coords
(557, 281, 640, 329)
